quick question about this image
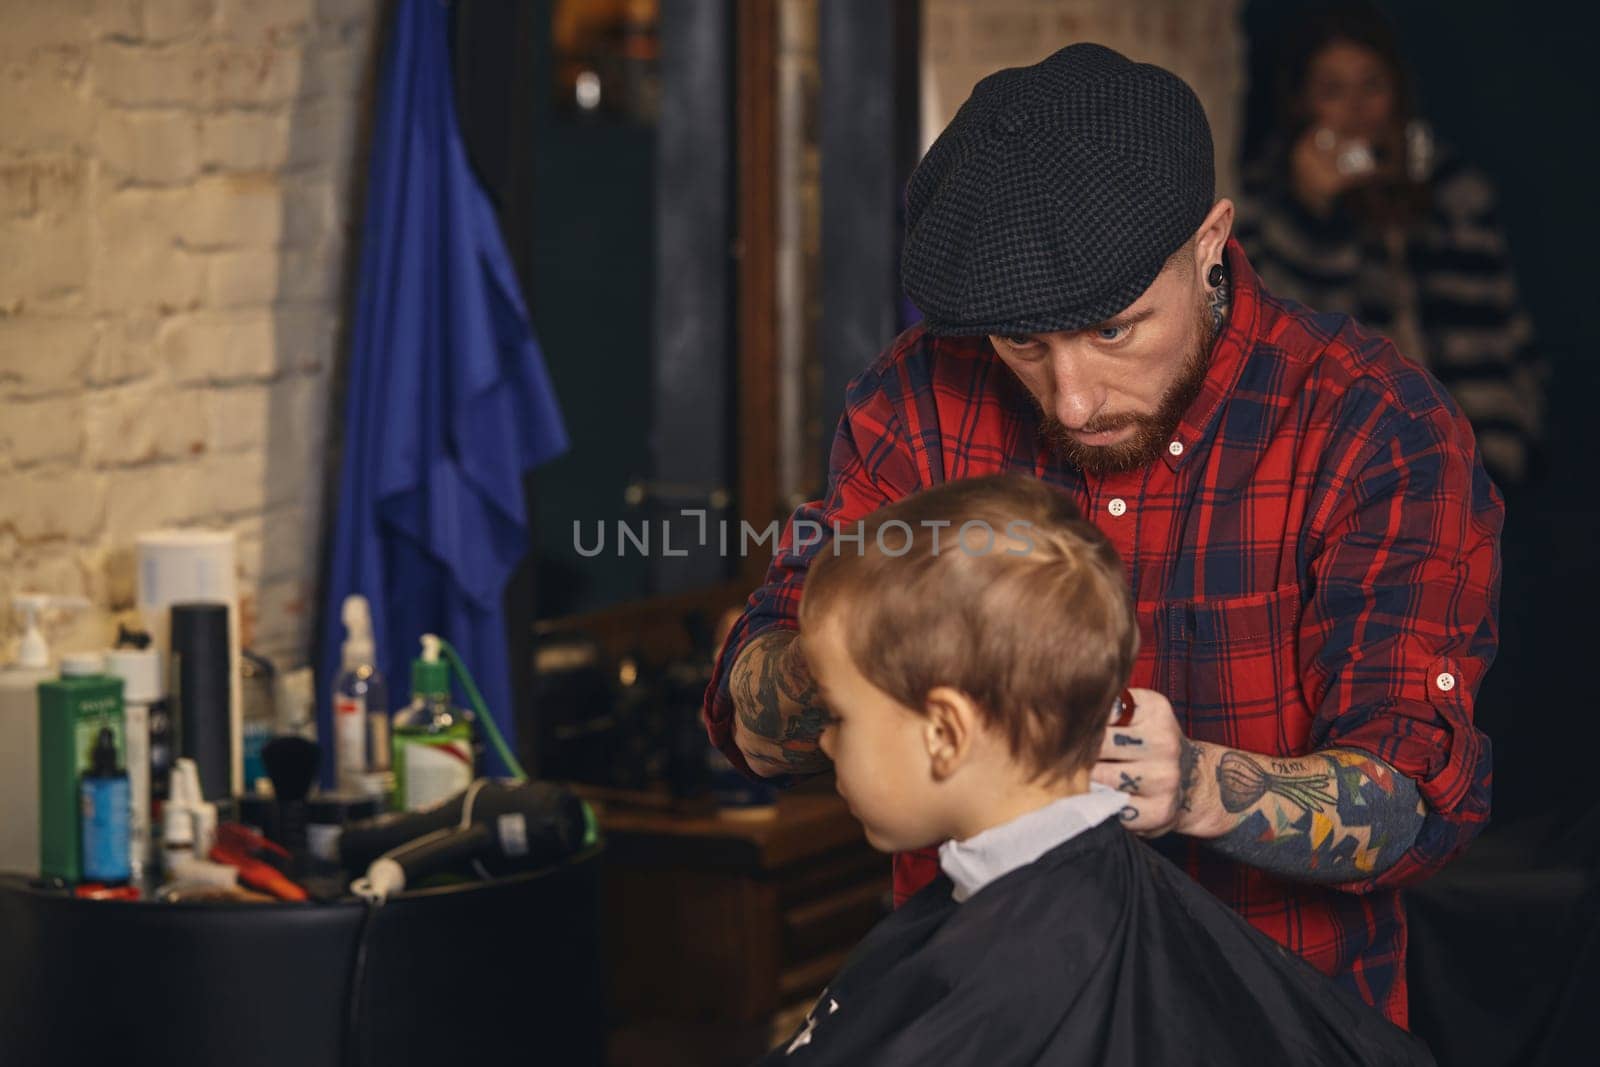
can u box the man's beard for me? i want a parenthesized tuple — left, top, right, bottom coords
(1036, 297, 1217, 476)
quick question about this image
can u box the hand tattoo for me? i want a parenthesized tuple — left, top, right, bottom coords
(1176, 738, 1201, 813)
(730, 631, 830, 769)
(1118, 772, 1142, 795)
(1112, 733, 1143, 747)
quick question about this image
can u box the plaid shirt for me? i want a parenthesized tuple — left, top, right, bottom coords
(705, 238, 1499, 1028)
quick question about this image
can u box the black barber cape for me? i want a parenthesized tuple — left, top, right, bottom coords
(759, 819, 1432, 1066)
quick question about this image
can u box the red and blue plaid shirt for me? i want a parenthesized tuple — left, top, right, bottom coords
(706, 239, 1499, 1028)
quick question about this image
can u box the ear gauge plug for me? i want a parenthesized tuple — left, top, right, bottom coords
(1207, 263, 1225, 288)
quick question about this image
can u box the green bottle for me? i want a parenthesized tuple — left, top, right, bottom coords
(38, 654, 124, 883)
(390, 636, 474, 811)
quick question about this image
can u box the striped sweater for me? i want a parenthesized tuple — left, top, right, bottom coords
(1235, 145, 1543, 486)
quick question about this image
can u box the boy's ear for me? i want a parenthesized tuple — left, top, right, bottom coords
(922, 686, 981, 781)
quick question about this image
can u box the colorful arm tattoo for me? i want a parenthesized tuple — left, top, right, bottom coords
(1207, 748, 1425, 883)
(730, 630, 832, 773)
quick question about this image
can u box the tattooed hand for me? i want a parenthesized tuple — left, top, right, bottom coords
(1090, 688, 1204, 837)
(729, 629, 833, 778)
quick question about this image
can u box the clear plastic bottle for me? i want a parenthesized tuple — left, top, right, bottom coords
(390, 635, 474, 811)
(333, 595, 390, 797)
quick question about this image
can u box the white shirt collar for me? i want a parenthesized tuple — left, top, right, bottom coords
(937, 783, 1129, 903)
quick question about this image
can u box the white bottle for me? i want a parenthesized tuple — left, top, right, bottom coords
(105, 648, 163, 886)
(0, 595, 87, 876)
(333, 595, 389, 796)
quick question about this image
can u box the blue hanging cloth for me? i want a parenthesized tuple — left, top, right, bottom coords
(317, 0, 568, 786)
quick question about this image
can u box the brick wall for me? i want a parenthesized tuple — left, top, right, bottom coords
(922, 0, 1245, 197)
(0, 0, 380, 667)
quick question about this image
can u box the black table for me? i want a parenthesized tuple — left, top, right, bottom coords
(0, 847, 605, 1067)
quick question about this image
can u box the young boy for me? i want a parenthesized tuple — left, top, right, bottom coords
(762, 474, 1430, 1065)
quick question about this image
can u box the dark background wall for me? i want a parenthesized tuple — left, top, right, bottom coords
(1243, 0, 1600, 825)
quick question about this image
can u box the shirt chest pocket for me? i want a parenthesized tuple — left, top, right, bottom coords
(1156, 584, 1308, 754)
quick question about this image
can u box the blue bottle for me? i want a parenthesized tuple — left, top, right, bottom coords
(81, 726, 131, 884)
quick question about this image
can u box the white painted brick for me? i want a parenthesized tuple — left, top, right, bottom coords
(201, 449, 268, 515)
(142, 0, 215, 42)
(0, 317, 99, 397)
(0, 65, 95, 155)
(85, 383, 208, 467)
(175, 174, 284, 248)
(263, 376, 326, 479)
(74, 551, 120, 629)
(299, 42, 365, 101)
(316, 0, 377, 35)
(252, 573, 312, 662)
(206, 374, 329, 464)
(0, 214, 90, 313)
(285, 96, 358, 169)
(96, 185, 187, 249)
(0, 160, 39, 220)
(0, 2, 92, 62)
(277, 245, 340, 303)
(91, 240, 204, 314)
(0, 548, 99, 655)
(199, 111, 292, 172)
(216, 0, 313, 44)
(91, 40, 208, 107)
(97, 109, 200, 184)
(90, 317, 161, 385)
(209, 43, 304, 107)
(103, 461, 208, 533)
(205, 249, 282, 307)
(205, 381, 271, 452)
(282, 174, 337, 247)
(0, 156, 88, 221)
(91, 0, 143, 41)
(2, 0, 384, 666)
(0, 468, 107, 542)
(276, 308, 333, 374)
(89, 542, 138, 612)
(231, 513, 264, 581)
(1, 394, 86, 467)
(259, 503, 317, 583)
(161, 310, 280, 383)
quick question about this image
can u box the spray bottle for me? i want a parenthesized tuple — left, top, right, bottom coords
(390, 636, 474, 811)
(0, 595, 88, 875)
(333, 595, 390, 797)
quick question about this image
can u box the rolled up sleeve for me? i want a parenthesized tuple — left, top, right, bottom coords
(1303, 390, 1502, 892)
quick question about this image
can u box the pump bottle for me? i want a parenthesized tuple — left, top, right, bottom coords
(333, 595, 390, 797)
(390, 636, 474, 811)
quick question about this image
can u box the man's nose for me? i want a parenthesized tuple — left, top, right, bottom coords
(1051, 350, 1103, 428)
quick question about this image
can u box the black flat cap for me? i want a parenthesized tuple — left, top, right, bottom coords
(903, 43, 1215, 337)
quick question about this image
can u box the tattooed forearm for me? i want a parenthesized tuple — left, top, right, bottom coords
(1205, 748, 1424, 883)
(729, 630, 832, 773)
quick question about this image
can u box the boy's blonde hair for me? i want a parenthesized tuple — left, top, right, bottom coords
(800, 474, 1137, 780)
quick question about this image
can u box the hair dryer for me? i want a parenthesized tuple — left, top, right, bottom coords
(349, 779, 591, 900)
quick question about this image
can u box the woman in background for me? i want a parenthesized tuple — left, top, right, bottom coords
(1235, 1, 1543, 487)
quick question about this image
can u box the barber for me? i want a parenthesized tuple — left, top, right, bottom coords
(706, 44, 1496, 1029)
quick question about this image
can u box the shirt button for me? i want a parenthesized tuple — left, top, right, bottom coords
(1168, 440, 1184, 457)
(1107, 498, 1127, 517)
(1435, 672, 1456, 693)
